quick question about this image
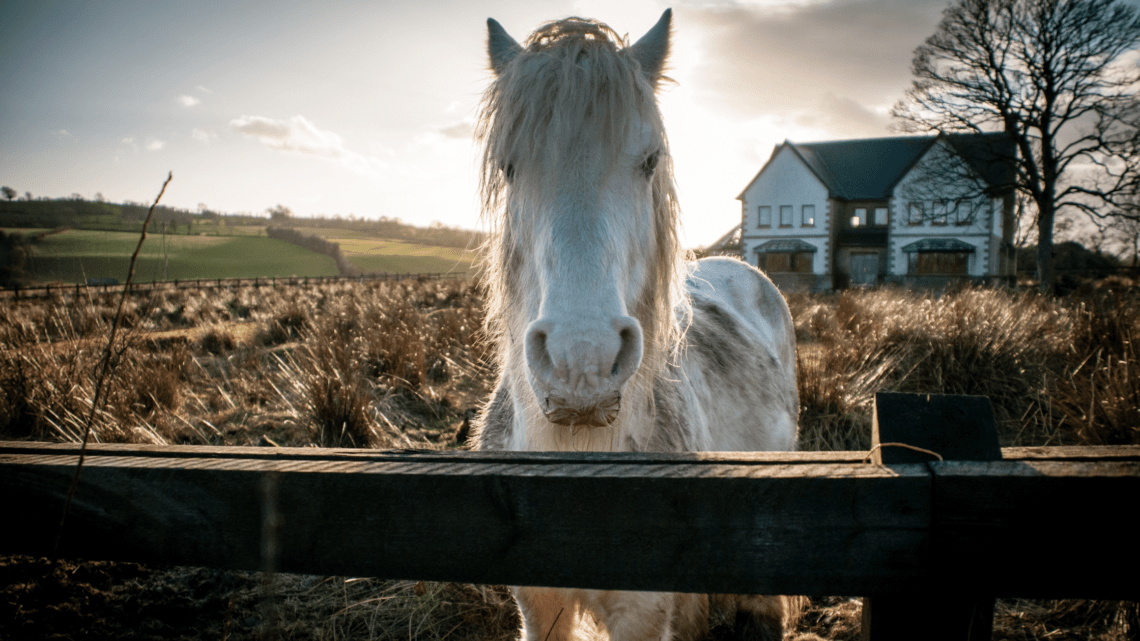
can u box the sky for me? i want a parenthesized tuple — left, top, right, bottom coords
(2, 0, 965, 247)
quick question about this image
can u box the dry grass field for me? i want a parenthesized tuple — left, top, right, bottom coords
(1, 276, 1137, 640)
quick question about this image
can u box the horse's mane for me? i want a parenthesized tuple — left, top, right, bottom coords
(476, 16, 687, 363)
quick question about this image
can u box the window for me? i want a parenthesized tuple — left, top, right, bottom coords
(908, 252, 970, 275)
(760, 252, 814, 273)
(779, 205, 793, 227)
(758, 205, 771, 227)
(930, 201, 948, 226)
(955, 200, 974, 226)
(873, 208, 888, 226)
(801, 204, 815, 227)
(851, 208, 867, 227)
(907, 202, 924, 226)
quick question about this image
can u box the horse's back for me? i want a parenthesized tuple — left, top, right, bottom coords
(681, 257, 798, 451)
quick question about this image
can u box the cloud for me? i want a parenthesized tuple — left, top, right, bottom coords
(177, 95, 201, 107)
(439, 122, 474, 140)
(794, 93, 892, 138)
(230, 114, 386, 175)
(196, 85, 213, 94)
(146, 138, 166, 151)
(678, 0, 947, 134)
(191, 127, 218, 143)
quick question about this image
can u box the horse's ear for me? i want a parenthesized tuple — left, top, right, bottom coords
(487, 18, 523, 76)
(627, 9, 672, 85)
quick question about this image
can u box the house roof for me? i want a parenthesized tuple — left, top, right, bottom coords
(737, 133, 1015, 201)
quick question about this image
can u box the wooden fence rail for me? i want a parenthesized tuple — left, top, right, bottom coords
(0, 272, 467, 300)
(2, 393, 1137, 640)
(2, 443, 1137, 597)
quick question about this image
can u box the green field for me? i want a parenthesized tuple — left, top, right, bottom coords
(19, 229, 340, 284)
(332, 237, 479, 276)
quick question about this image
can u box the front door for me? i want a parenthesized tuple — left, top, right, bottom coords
(850, 252, 879, 286)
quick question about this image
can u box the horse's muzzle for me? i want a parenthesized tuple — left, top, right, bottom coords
(543, 393, 621, 427)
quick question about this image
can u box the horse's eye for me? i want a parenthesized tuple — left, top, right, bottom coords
(503, 163, 515, 182)
(641, 151, 660, 178)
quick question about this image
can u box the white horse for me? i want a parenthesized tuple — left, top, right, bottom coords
(474, 10, 798, 641)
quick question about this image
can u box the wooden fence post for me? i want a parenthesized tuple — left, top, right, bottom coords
(861, 392, 1001, 641)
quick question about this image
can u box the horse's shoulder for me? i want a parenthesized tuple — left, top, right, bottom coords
(473, 378, 513, 451)
(682, 257, 796, 380)
(685, 257, 792, 330)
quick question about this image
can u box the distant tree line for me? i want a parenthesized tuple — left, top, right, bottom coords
(266, 226, 360, 277)
(0, 197, 482, 249)
(265, 204, 481, 249)
(0, 230, 32, 287)
(0, 197, 197, 233)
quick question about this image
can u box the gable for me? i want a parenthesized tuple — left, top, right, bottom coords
(895, 136, 1012, 202)
(737, 143, 828, 202)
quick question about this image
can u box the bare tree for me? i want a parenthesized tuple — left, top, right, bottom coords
(893, 0, 1140, 292)
(267, 204, 294, 223)
(1, 186, 15, 201)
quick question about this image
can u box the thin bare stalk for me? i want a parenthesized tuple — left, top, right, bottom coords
(53, 171, 172, 557)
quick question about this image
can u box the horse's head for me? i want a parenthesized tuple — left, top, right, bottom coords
(478, 11, 682, 429)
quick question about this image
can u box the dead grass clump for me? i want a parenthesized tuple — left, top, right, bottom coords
(994, 599, 1139, 641)
(786, 597, 862, 641)
(114, 344, 189, 419)
(258, 304, 310, 347)
(300, 335, 378, 448)
(0, 346, 99, 442)
(295, 579, 518, 641)
(198, 325, 237, 354)
(0, 352, 43, 439)
(1053, 291, 1140, 445)
(796, 343, 903, 451)
(227, 296, 254, 320)
(792, 287, 1079, 448)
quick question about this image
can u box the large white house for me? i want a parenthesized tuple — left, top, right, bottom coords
(736, 134, 1017, 291)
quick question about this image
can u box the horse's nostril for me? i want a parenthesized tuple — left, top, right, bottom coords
(610, 316, 644, 384)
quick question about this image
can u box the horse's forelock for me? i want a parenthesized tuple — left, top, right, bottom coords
(476, 16, 687, 369)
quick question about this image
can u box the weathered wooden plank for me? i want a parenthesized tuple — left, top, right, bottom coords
(0, 441, 868, 464)
(865, 392, 1003, 641)
(1002, 445, 1140, 461)
(2, 441, 1136, 599)
(871, 392, 1002, 465)
(5, 441, 1135, 463)
(2, 446, 929, 596)
(931, 459, 1140, 600)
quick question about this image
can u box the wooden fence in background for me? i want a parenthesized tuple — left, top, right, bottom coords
(0, 272, 468, 300)
(2, 393, 1137, 640)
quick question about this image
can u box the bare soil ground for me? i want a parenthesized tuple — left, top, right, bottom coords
(3, 553, 1135, 640)
(2, 555, 519, 641)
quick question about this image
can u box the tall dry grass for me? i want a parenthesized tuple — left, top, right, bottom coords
(789, 284, 1138, 450)
(1, 278, 1136, 640)
(0, 278, 490, 448)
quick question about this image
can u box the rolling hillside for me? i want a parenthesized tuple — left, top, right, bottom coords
(16, 229, 340, 284)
